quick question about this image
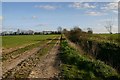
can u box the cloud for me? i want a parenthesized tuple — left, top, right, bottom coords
(22, 16, 38, 20)
(36, 23, 49, 27)
(112, 10, 118, 14)
(84, 3, 96, 8)
(86, 11, 106, 16)
(69, 2, 96, 9)
(34, 5, 59, 10)
(100, 2, 119, 14)
(101, 3, 118, 10)
(32, 16, 38, 19)
(0, 16, 3, 20)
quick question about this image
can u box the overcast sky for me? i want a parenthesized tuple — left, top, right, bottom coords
(1, 1, 119, 33)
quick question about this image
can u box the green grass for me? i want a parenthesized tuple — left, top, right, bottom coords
(60, 39, 120, 80)
(2, 35, 59, 49)
(0, 36, 1, 47)
(89, 34, 120, 44)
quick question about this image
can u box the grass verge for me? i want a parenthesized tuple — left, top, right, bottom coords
(59, 39, 120, 80)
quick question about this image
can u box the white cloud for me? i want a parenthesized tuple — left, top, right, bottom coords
(0, 16, 3, 20)
(22, 16, 38, 20)
(36, 23, 48, 27)
(69, 2, 96, 9)
(32, 16, 38, 19)
(86, 11, 106, 16)
(84, 3, 96, 8)
(112, 10, 118, 14)
(101, 2, 118, 14)
(101, 3, 118, 10)
(34, 5, 59, 10)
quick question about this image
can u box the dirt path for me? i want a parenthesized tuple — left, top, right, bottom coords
(2, 39, 55, 76)
(28, 40, 60, 78)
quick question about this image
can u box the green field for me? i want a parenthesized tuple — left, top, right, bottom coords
(89, 34, 120, 44)
(2, 35, 59, 49)
(0, 36, 2, 47)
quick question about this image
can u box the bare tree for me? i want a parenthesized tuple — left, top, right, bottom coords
(104, 20, 113, 34)
(57, 26, 62, 33)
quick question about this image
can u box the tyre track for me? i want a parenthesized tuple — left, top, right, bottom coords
(28, 38, 60, 78)
(2, 37, 57, 78)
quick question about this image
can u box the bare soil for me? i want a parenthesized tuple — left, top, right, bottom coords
(2, 39, 54, 76)
(2, 37, 61, 79)
(28, 40, 60, 78)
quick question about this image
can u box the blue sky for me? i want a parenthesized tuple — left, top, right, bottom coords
(1, 0, 119, 2)
(1, 2, 119, 33)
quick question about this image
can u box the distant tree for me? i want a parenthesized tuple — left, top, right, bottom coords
(69, 27, 82, 42)
(104, 20, 113, 34)
(87, 28, 93, 34)
(57, 27, 62, 33)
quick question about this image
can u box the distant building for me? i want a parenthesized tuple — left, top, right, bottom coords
(9, 31, 14, 34)
(1, 31, 9, 35)
(20, 30, 34, 35)
(27, 30, 34, 35)
(17, 29, 20, 34)
(43, 31, 52, 34)
(1, 31, 14, 35)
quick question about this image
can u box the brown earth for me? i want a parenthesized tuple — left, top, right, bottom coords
(2, 37, 61, 79)
(2, 39, 54, 77)
(28, 40, 60, 78)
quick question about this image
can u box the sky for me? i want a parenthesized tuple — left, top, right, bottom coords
(1, 2, 119, 33)
(1, 0, 120, 2)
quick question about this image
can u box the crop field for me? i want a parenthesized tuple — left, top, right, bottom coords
(89, 34, 120, 44)
(2, 2, 120, 79)
(0, 36, 1, 47)
(2, 35, 58, 49)
(2, 35, 61, 78)
(1, 34, 120, 79)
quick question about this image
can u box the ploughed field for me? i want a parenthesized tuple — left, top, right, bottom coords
(1, 34, 120, 79)
(1, 35, 61, 78)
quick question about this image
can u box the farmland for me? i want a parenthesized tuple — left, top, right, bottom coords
(2, 35, 58, 49)
(89, 34, 120, 45)
(2, 2, 120, 79)
(1, 33, 120, 79)
(2, 35, 61, 78)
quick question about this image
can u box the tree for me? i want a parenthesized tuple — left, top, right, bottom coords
(104, 20, 113, 34)
(87, 28, 93, 34)
(68, 27, 82, 42)
(57, 26, 62, 33)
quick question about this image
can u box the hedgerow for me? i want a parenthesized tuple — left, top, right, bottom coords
(60, 40, 120, 80)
